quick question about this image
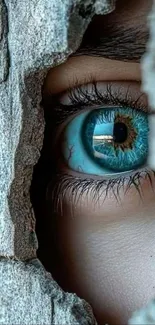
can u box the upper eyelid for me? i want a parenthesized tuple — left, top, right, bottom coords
(55, 81, 148, 111)
(68, 82, 147, 109)
(41, 81, 148, 127)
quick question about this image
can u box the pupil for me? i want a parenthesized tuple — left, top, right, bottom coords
(113, 122, 128, 143)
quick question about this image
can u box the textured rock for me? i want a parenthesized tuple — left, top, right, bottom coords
(142, 0, 155, 170)
(128, 298, 155, 325)
(0, 258, 98, 325)
(0, 0, 115, 260)
(129, 1, 155, 323)
(0, 0, 115, 324)
(142, 0, 155, 109)
(1, 0, 155, 323)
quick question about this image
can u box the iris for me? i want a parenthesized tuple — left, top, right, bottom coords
(62, 107, 148, 176)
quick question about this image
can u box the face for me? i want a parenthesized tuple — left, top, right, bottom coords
(38, 1, 155, 324)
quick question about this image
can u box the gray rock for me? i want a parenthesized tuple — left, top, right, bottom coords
(142, 0, 155, 170)
(0, 0, 115, 324)
(0, 258, 98, 325)
(1, 0, 155, 323)
(129, 2, 155, 321)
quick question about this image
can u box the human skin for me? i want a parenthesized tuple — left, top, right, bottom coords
(40, 1, 155, 324)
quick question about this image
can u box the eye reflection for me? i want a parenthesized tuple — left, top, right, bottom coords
(92, 119, 131, 158)
(61, 106, 149, 176)
(93, 133, 113, 159)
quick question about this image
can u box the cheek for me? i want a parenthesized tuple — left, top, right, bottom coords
(45, 173, 155, 276)
(47, 182, 155, 325)
(45, 174, 155, 324)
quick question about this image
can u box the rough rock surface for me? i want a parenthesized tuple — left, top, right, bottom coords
(0, 0, 115, 324)
(142, 0, 155, 171)
(129, 1, 155, 323)
(1, 0, 155, 323)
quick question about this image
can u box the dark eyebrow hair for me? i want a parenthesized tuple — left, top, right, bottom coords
(70, 24, 149, 62)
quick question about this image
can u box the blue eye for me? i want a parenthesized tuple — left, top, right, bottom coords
(61, 107, 149, 176)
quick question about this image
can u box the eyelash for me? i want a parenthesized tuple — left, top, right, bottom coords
(47, 170, 155, 215)
(43, 81, 154, 207)
(68, 81, 147, 113)
(42, 81, 147, 126)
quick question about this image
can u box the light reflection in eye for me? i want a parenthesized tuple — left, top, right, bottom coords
(61, 106, 148, 177)
(93, 134, 113, 159)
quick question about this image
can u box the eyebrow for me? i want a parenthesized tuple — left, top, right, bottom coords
(71, 24, 149, 62)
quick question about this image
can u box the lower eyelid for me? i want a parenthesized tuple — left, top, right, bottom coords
(46, 169, 155, 219)
(58, 159, 147, 181)
(48, 165, 154, 197)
